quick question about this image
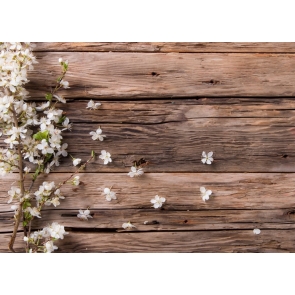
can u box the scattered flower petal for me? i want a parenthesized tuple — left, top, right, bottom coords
(73, 158, 81, 166)
(99, 150, 112, 165)
(151, 195, 166, 209)
(201, 151, 214, 165)
(86, 100, 101, 110)
(253, 228, 261, 235)
(200, 186, 212, 202)
(77, 209, 93, 221)
(103, 187, 117, 201)
(122, 221, 136, 229)
(128, 166, 144, 177)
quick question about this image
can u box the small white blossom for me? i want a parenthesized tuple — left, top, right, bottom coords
(200, 186, 212, 202)
(53, 94, 66, 104)
(25, 207, 41, 218)
(45, 240, 58, 253)
(99, 150, 112, 165)
(77, 209, 93, 221)
(58, 58, 63, 63)
(201, 151, 214, 164)
(37, 139, 54, 155)
(86, 100, 101, 110)
(73, 158, 82, 166)
(46, 222, 68, 239)
(151, 195, 166, 209)
(57, 143, 68, 157)
(23, 236, 29, 242)
(122, 221, 136, 229)
(72, 176, 80, 186)
(89, 128, 106, 141)
(128, 166, 144, 177)
(103, 187, 117, 201)
(60, 79, 69, 88)
(61, 117, 72, 131)
(24, 167, 31, 173)
(253, 228, 261, 235)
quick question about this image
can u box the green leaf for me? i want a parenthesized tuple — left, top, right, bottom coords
(58, 115, 66, 124)
(45, 93, 53, 101)
(33, 130, 49, 141)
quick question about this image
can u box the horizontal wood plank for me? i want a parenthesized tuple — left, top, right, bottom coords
(33, 42, 295, 53)
(27, 52, 295, 98)
(1, 173, 295, 212)
(2, 99, 295, 173)
(1, 230, 295, 252)
(2, 208, 295, 233)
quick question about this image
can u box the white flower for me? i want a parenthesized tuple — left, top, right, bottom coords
(24, 167, 31, 173)
(103, 187, 117, 201)
(89, 128, 106, 141)
(60, 79, 69, 88)
(200, 186, 212, 202)
(37, 139, 54, 155)
(58, 58, 63, 63)
(7, 186, 21, 203)
(25, 207, 41, 218)
(77, 209, 93, 220)
(62, 117, 72, 131)
(47, 222, 68, 239)
(57, 143, 68, 157)
(201, 151, 214, 164)
(73, 158, 82, 166)
(23, 236, 29, 242)
(122, 221, 136, 229)
(53, 94, 66, 104)
(150, 195, 166, 209)
(72, 176, 80, 186)
(253, 228, 261, 235)
(127, 166, 144, 177)
(99, 150, 112, 165)
(86, 100, 101, 110)
(45, 240, 58, 253)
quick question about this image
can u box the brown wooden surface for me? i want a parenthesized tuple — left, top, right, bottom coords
(1, 43, 295, 252)
(33, 42, 295, 53)
(28, 52, 295, 99)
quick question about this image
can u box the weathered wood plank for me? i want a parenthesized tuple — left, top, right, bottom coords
(1, 230, 295, 252)
(33, 42, 295, 53)
(3, 99, 295, 173)
(55, 98, 295, 123)
(27, 52, 295, 98)
(1, 173, 295, 212)
(2, 209, 295, 233)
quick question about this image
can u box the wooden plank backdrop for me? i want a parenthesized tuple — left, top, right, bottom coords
(1, 42, 295, 252)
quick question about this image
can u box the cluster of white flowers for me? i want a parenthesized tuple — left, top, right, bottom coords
(0, 43, 72, 178)
(24, 222, 68, 253)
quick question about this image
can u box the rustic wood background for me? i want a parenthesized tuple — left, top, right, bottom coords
(1, 42, 295, 252)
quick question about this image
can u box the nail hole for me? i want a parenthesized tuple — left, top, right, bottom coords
(184, 220, 188, 223)
(282, 154, 288, 158)
(151, 72, 159, 77)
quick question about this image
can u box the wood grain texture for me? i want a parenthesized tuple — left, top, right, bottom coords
(2, 43, 295, 253)
(1, 230, 295, 252)
(2, 208, 295, 233)
(27, 52, 295, 99)
(33, 42, 295, 53)
(2, 99, 294, 173)
(1, 173, 295, 212)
